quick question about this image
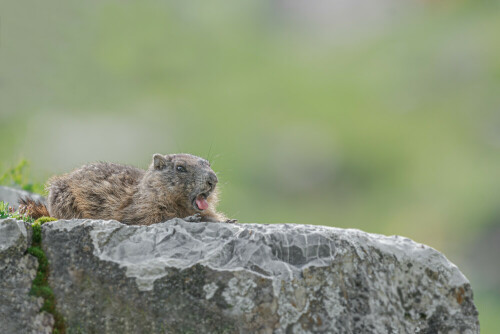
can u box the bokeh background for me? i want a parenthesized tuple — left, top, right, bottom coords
(1, 0, 499, 331)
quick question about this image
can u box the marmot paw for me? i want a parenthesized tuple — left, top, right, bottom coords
(183, 213, 202, 222)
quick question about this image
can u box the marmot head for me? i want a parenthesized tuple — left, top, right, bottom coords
(147, 153, 219, 214)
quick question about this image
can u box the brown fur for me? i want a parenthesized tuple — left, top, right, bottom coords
(18, 197, 51, 220)
(44, 153, 228, 225)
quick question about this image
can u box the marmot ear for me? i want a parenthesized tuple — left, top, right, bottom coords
(152, 154, 168, 170)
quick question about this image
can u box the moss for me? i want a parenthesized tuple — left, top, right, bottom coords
(0, 174, 62, 332)
(36, 216, 58, 224)
(28, 246, 45, 262)
(28, 218, 66, 334)
(32, 217, 57, 244)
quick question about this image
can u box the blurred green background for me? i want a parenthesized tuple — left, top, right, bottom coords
(1, 0, 499, 331)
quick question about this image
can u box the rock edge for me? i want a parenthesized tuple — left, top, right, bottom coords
(38, 218, 479, 334)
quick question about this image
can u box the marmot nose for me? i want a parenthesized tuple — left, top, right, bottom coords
(207, 172, 218, 190)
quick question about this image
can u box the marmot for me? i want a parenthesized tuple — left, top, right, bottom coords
(21, 153, 232, 225)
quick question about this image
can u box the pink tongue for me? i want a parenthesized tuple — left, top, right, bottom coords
(196, 196, 209, 210)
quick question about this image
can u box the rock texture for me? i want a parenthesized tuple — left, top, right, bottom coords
(0, 219, 54, 334)
(40, 218, 479, 334)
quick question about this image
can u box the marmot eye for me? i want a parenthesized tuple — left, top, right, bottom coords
(176, 166, 187, 173)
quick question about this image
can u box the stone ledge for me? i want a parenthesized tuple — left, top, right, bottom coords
(36, 218, 479, 334)
(0, 218, 54, 334)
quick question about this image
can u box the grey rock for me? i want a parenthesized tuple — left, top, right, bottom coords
(0, 185, 46, 209)
(42, 218, 479, 334)
(0, 218, 54, 334)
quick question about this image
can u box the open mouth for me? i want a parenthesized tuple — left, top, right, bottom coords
(193, 193, 210, 211)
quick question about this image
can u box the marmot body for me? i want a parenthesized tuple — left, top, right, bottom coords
(46, 153, 227, 225)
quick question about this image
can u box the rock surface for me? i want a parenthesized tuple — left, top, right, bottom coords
(0, 185, 46, 209)
(40, 218, 479, 334)
(0, 219, 54, 334)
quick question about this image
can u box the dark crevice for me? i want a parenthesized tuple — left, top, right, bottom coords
(27, 217, 66, 334)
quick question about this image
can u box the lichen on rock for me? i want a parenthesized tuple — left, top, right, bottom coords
(0, 218, 54, 334)
(35, 218, 479, 334)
